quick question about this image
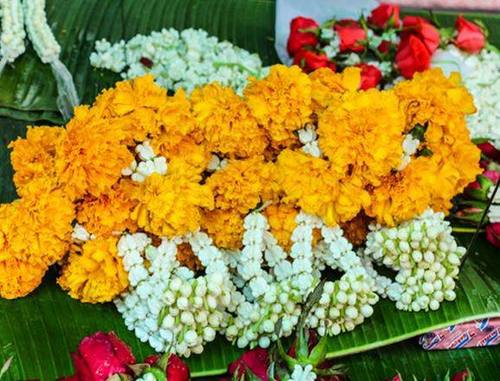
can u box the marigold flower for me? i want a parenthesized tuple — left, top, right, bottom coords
(0, 259, 47, 299)
(206, 156, 276, 215)
(318, 88, 405, 186)
(54, 106, 134, 200)
(132, 173, 213, 238)
(9, 126, 66, 197)
(264, 203, 299, 251)
(94, 74, 167, 142)
(309, 67, 360, 112)
(58, 237, 128, 303)
(191, 83, 267, 158)
(245, 65, 312, 147)
(201, 209, 245, 250)
(76, 180, 139, 237)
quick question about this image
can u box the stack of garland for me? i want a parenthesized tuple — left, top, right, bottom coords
(0, 64, 480, 356)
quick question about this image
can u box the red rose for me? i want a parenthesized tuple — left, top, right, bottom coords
(294, 49, 335, 73)
(477, 142, 500, 161)
(402, 16, 440, 54)
(356, 63, 382, 90)
(452, 369, 472, 381)
(455, 16, 485, 54)
(228, 348, 270, 381)
(334, 19, 367, 53)
(486, 223, 500, 248)
(166, 354, 190, 381)
(65, 332, 136, 381)
(287, 17, 319, 56)
(377, 40, 392, 54)
(367, 3, 401, 29)
(395, 35, 431, 78)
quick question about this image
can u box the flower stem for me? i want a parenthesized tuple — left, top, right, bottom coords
(452, 227, 484, 234)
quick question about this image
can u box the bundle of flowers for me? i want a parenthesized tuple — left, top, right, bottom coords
(285, 3, 499, 147)
(1, 64, 481, 356)
(90, 28, 266, 95)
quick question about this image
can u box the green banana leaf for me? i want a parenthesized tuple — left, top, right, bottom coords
(1, 1, 500, 380)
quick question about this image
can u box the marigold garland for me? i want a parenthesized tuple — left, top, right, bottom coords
(0, 65, 481, 308)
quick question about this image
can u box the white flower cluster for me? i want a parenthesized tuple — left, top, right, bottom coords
(364, 209, 466, 311)
(432, 45, 500, 149)
(298, 124, 321, 158)
(71, 223, 94, 243)
(115, 231, 238, 357)
(289, 364, 317, 381)
(90, 28, 266, 95)
(397, 133, 421, 171)
(121, 141, 167, 182)
(321, 28, 340, 60)
(226, 211, 379, 348)
(307, 226, 378, 336)
(0, 0, 25, 65)
(23, 0, 60, 63)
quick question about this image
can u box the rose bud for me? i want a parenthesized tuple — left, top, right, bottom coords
(356, 63, 382, 89)
(486, 223, 500, 248)
(401, 16, 440, 54)
(454, 16, 485, 54)
(395, 35, 431, 78)
(334, 19, 367, 53)
(378, 40, 392, 54)
(454, 200, 486, 224)
(293, 49, 336, 73)
(452, 369, 472, 381)
(387, 374, 402, 381)
(165, 354, 190, 381)
(477, 142, 500, 161)
(228, 348, 270, 381)
(465, 171, 499, 200)
(287, 17, 319, 56)
(63, 332, 136, 381)
(367, 3, 401, 29)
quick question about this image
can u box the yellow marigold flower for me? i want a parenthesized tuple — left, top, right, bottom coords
(207, 156, 276, 214)
(0, 191, 75, 267)
(264, 203, 299, 251)
(54, 106, 134, 200)
(58, 237, 128, 303)
(76, 180, 139, 237)
(0, 259, 47, 299)
(9, 126, 66, 197)
(191, 83, 267, 158)
(318, 89, 405, 185)
(276, 150, 367, 226)
(132, 173, 213, 238)
(366, 157, 435, 226)
(309, 67, 361, 112)
(201, 209, 245, 250)
(94, 75, 167, 142)
(152, 89, 198, 148)
(394, 69, 476, 131)
(245, 65, 312, 147)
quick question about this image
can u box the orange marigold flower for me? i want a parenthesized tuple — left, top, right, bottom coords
(245, 65, 312, 148)
(76, 180, 139, 237)
(9, 126, 66, 197)
(191, 83, 267, 158)
(94, 75, 167, 142)
(318, 88, 405, 185)
(58, 237, 128, 303)
(206, 156, 277, 214)
(0, 259, 47, 299)
(264, 203, 299, 251)
(132, 173, 213, 238)
(201, 208, 245, 250)
(309, 67, 361, 112)
(54, 106, 133, 200)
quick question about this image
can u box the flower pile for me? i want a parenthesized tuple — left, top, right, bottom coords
(1, 64, 480, 355)
(285, 3, 499, 148)
(90, 28, 267, 95)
